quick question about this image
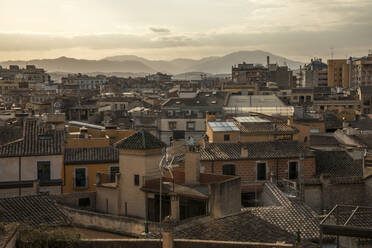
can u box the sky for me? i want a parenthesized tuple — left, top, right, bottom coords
(0, 0, 371, 62)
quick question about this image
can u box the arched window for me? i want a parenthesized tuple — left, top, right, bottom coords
(222, 164, 236, 176)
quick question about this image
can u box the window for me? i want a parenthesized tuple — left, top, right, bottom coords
(167, 110, 174, 117)
(78, 197, 90, 207)
(74, 168, 87, 189)
(37, 161, 51, 182)
(168, 121, 177, 130)
(310, 128, 320, 134)
(186, 121, 195, 131)
(288, 161, 298, 180)
(222, 164, 236, 175)
(256, 162, 267, 181)
(110, 166, 120, 183)
(224, 134, 230, 141)
(134, 174, 140, 186)
(242, 192, 257, 207)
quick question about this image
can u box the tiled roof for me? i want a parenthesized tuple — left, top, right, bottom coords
(173, 211, 301, 244)
(201, 141, 313, 161)
(0, 119, 65, 157)
(315, 150, 363, 177)
(247, 182, 320, 240)
(115, 129, 165, 150)
(359, 85, 372, 94)
(310, 133, 339, 147)
(352, 132, 372, 149)
(64, 146, 119, 165)
(173, 183, 319, 246)
(237, 122, 298, 135)
(0, 194, 70, 227)
(0, 125, 22, 145)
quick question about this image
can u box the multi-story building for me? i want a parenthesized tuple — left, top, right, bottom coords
(146, 72, 172, 82)
(295, 58, 328, 88)
(0, 115, 65, 197)
(232, 62, 267, 85)
(267, 64, 293, 89)
(159, 91, 227, 145)
(0, 65, 50, 89)
(351, 53, 372, 87)
(205, 115, 299, 144)
(200, 139, 315, 207)
(61, 74, 107, 90)
(224, 95, 294, 117)
(327, 59, 350, 88)
(358, 85, 372, 114)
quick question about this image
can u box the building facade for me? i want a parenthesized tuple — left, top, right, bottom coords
(328, 59, 350, 88)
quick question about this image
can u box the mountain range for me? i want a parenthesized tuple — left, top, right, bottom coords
(0, 50, 303, 75)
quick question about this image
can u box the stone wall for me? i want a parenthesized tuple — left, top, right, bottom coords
(209, 177, 241, 218)
(61, 205, 160, 237)
(78, 239, 295, 248)
(56, 192, 96, 208)
(304, 180, 367, 213)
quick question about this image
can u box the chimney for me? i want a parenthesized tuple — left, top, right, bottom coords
(241, 146, 248, 158)
(267, 56, 270, 68)
(185, 145, 201, 185)
(206, 112, 216, 122)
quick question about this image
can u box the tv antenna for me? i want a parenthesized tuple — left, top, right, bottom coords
(158, 149, 175, 225)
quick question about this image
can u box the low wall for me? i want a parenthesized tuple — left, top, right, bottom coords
(61, 205, 159, 237)
(56, 192, 97, 209)
(78, 239, 295, 248)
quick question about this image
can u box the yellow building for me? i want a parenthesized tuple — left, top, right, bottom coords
(328, 59, 350, 87)
(206, 116, 298, 144)
(63, 146, 119, 194)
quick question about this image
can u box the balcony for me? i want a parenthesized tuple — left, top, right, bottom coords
(96, 173, 120, 188)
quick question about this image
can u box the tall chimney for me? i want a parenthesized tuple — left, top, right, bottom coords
(185, 145, 201, 185)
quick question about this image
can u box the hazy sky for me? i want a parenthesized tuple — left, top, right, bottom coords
(0, 0, 371, 61)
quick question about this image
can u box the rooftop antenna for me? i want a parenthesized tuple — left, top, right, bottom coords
(158, 149, 175, 226)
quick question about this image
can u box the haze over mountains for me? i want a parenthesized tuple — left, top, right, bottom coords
(0, 50, 303, 75)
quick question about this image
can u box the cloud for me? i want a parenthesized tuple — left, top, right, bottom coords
(0, 23, 371, 60)
(149, 27, 170, 34)
(0, 0, 372, 61)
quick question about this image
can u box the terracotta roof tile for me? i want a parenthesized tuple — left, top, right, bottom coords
(0, 119, 64, 157)
(0, 195, 70, 227)
(64, 146, 119, 164)
(115, 129, 165, 150)
(201, 141, 313, 161)
(315, 150, 363, 177)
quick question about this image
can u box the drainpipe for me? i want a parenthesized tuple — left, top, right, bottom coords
(18, 157, 21, 196)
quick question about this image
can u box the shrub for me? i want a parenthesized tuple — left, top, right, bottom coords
(17, 225, 79, 248)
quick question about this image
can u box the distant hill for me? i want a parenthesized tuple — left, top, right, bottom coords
(0, 56, 155, 74)
(104, 50, 302, 74)
(0, 50, 303, 75)
(184, 50, 303, 73)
